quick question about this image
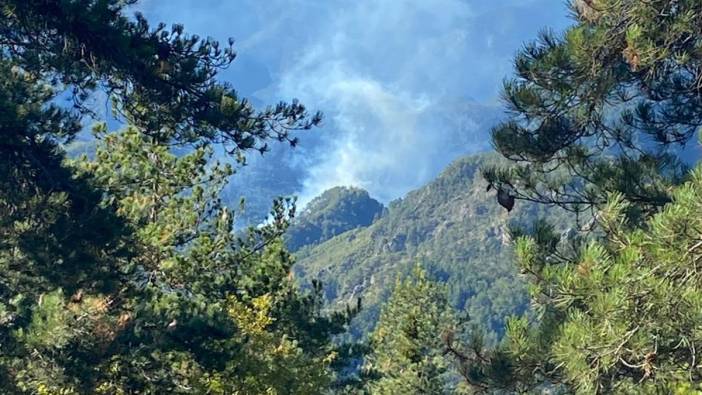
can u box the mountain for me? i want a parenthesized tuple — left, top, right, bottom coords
(286, 186, 385, 251)
(293, 152, 570, 340)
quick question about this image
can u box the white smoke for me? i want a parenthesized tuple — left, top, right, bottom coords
(134, 0, 571, 208)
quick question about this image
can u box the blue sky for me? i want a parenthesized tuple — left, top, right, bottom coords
(136, 0, 573, 207)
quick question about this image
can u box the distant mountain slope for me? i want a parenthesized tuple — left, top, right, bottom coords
(293, 152, 569, 340)
(286, 186, 385, 251)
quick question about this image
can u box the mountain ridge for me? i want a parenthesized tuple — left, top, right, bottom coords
(292, 151, 569, 339)
(286, 186, 385, 252)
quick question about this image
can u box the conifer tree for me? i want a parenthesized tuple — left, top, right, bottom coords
(472, 1, 702, 393)
(364, 266, 457, 395)
(474, 160, 702, 393)
(72, 128, 353, 393)
(483, 0, 701, 223)
(0, 59, 133, 393)
(0, 0, 351, 393)
(1, 0, 320, 152)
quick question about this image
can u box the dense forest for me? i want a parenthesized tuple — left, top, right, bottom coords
(1, 0, 702, 394)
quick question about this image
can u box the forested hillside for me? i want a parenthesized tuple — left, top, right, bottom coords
(286, 187, 385, 252)
(293, 153, 571, 340)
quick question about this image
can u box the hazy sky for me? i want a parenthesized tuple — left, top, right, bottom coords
(135, 0, 573, 206)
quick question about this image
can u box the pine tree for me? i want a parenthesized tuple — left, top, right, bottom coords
(70, 128, 354, 393)
(0, 59, 133, 393)
(482, 160, 702, 393)
(471, 1, 702, 393)
(0, 1, 352, 393)
(1, 0, 320, 151)
(3, 122, 355, 393)
(483, 0, 701, 223)
(364, 265, 457, 395)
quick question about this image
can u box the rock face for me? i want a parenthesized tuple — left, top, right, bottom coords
(286, 186, 385, 252)
(293, 152, 571, 340)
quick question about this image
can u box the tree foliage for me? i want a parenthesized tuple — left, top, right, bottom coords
(1, 0, 320, 153)
(364, 266, 458, 394)
(4, 0, 702, 393)
(470, 1, 702, 394)
(3, 121, 351, 394)
(483, 0, 701, 222)
(466, 162, 702, 394)
(0, 1, 356, 393)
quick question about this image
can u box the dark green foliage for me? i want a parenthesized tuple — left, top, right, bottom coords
(0, 0, 359, 393)
(364, 266, 458, 394)
(1, 0, 320, 153)
(482, 0, 701, 222)
(5, 0, 702, 393)
(3, 123, 353, 393)
(0, 60, 133, 392)
(468, 1, 702, 393)
(464, 164, 702, 393)
(287, 186, 385, 252)
(70, 129, 354, 393)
